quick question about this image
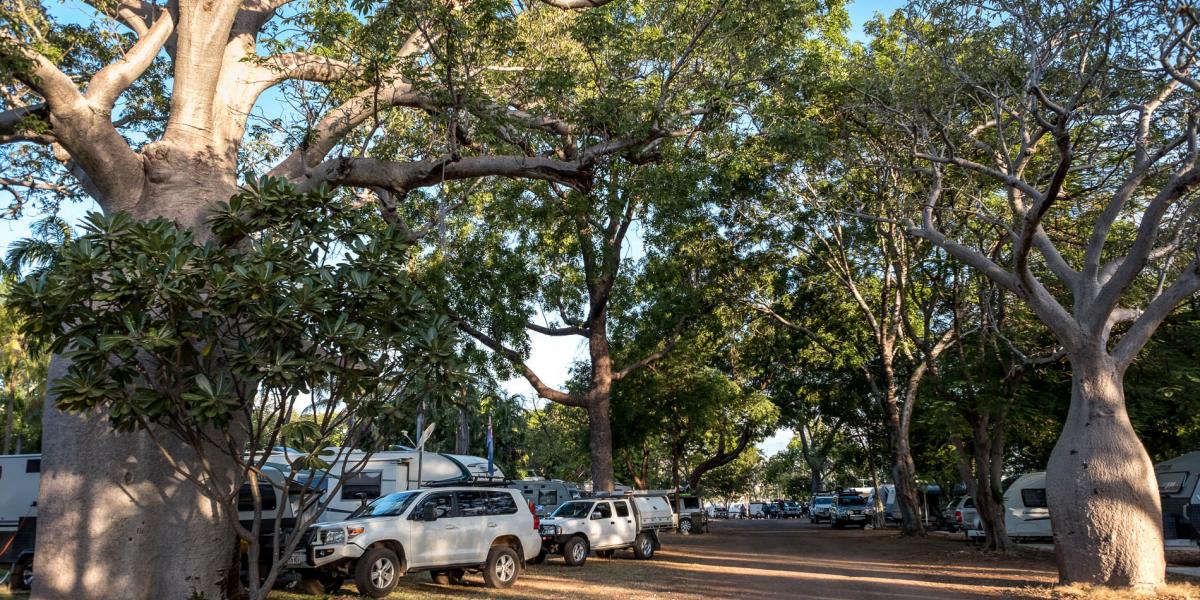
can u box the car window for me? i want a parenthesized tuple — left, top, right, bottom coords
(237, 480, 278, 512)
(486, 492, 519, 515)
(351, 491, 421, 519)
(593, 502, 612, 519)
(538, 489, 558, 506)
(415, 492, 454, 519)
(963, 497, 975, 508)
(455, 491, 488, 517)
(614, 501, 630, 517)
(1021, 488, 1048, 508)
(684, 497, 699, 510)
(551, 501, 593, 518)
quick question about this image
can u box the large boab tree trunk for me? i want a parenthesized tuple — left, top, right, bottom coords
(1046, 353, 1164, 591)
(34, 160, 241, 600)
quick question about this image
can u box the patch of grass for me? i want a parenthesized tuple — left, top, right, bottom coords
(1023, 581, 1200, 600)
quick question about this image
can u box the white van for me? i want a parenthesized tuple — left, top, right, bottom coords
(1002, 472, 1051, 541)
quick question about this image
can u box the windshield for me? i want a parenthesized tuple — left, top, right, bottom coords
(813, 497, 832, 506)
(550, 501, 594, 518)
(838, 496, 867, 507)
(348, 491, 420, 519)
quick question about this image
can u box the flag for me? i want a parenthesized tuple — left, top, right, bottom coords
(486, 415, 495, 477)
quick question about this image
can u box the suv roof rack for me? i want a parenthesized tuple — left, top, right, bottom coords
(590, 489, 674, 498)
(422, 475, 511, 488)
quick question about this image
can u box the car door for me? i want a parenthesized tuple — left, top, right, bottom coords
(451, 490, 490, 563)
(407, 491, 456, 568)
(611, 500, 637, 546)
(587, 501, 615, 547)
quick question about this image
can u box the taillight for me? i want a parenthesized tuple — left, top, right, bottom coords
(955, 510, 962, 523)
(529, 501, 540, 530)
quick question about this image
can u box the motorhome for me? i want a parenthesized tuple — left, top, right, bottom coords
(1155, 451, 1200, 539)
(1001, 471, 1051, 541)
(0, 455, 39, 590)
(507, 477, 581, 516)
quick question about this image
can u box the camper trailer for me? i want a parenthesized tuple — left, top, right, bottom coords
(0, 455, 38, 590)
(507, 477, 581, 516)
(1002, 472, 1051, 541)
(1155, 451, 1200, 539)
(262, 446, 505, 520)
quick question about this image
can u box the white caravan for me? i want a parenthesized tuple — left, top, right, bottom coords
(263, 446, 505, 521)
(1155, 451, 1200, 539)
(507, 477, 581, 516)
(1002, 472, 1051, 541)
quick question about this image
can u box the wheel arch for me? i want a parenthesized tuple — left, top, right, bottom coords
(367, 540, 407, 574)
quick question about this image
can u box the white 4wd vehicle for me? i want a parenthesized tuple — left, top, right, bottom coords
(297, 487, 541, 597)
(535, 494, 675, 566)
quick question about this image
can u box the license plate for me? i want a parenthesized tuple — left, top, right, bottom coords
(287, 551, 307, 567)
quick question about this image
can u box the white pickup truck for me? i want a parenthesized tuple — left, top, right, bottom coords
(534, 493, 676, 566)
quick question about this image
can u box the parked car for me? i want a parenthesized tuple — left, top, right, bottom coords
(947, 496, 980, 538)
(809, 495, 835, 523)
(668, 493, 709, 534)
(297, 487, 541, 597)
(537, 494, 675, 566)
(0, 455, 38, 591)
(780, 501, 802, 518)
(747, 502, 767, 519)
(830, 494, 870, 529)
(728, 503, 745, 519)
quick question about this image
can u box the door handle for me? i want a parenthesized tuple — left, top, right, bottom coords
(444, 525, 459, 530)
(610, 521, 616, 524)
(488, 523, 498, 528)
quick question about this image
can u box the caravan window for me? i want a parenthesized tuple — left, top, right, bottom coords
(1021, 488, 1048, 508)
(340, 470, 382, 501)
(25, 459, 39, 473)
(538, 489, 558, 506)
(237, 483, 279, 512)
(1158, 471, 1188, 495)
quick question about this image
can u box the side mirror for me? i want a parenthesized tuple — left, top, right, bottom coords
(421, 504, 439, 521)
(590, 511, 604, 520)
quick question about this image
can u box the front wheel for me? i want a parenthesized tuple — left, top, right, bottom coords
(482, 546, 520, 588)
(633, 532, 655, 560)
(678, 519, 693, 535)
(354, 547, 401, 598)
(562, 536, 589, 567)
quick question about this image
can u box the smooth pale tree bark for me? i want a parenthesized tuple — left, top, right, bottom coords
(0, 0, 668, 595)
(895, 21, 1200, 578)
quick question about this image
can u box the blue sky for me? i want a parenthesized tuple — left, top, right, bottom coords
(0, 0, 906, 458)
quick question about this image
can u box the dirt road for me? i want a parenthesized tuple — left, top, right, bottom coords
(282, 518, 1065, 600)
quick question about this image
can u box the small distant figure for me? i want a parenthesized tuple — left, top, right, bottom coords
(741, 503, 749, 519)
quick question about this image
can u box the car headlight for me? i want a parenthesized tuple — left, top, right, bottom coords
(321, 529, 346, 545)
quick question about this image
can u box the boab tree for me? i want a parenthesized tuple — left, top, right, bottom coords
(865, 0, 1200, 589)
(0, 0, 755, 596)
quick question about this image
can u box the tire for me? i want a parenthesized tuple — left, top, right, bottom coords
(11, 556, 32, 591)
(633, 532, 655, 560)
(527, 550, 547, 565)
(832, 519, 843, 529)
(596, 549, 614, 559)
(430, 568, 465, 585)
(562, 536, 589, 567)
(678, 518, 693, 535)
(482, 546, 520, 589)
(353, 547, 401, 598)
